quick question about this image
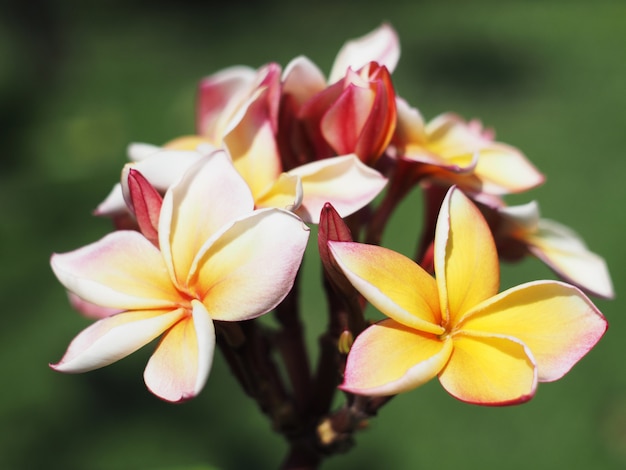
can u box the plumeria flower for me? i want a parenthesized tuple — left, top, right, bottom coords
(392, 99, 544, 202)
(329, 187, 606, 405)
(50, 150, 310, 402)
(491, 201, 614, 299)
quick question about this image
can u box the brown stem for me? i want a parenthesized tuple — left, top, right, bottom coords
(274, 271, 312, 414)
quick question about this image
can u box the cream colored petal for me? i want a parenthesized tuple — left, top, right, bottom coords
(144, 301, 215, 402)
(329, 23, 400, 84)
(527, 219, 614, 299)
(51, 308, 186, 373)
(51, 231, 180, 310)
(192, 208, 309, 321)
(434, 188, 500, 326)
(458, 280, 607, 382)
(341, 319, 452, 396)
(254, 172, 303, 212)
(289, 154, 387, 223)
(282, 55, 327, 106)
(329, 241, 444, 334)
(159, 151, 253, 286)
(474, 145, 545, 194)
(439, 332, 537, 405)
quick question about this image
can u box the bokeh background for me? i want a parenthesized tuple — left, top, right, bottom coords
(2, 0, 625, 468)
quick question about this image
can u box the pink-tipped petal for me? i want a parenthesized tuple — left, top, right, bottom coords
(439, 333, 537, 405)
(193, 208, 309, 321)
(459, 280, 608, 382)
(435, 187, 499, 325)
(223, 89, 283, 199)
(289, 154, 387, 223)
(341, 319, 452, 396)
(197, 65, 257, 140)
(329, 23, 400, 84)
(67, 292, 122, 319)
(51, 308, 186, 373)
(159, 151, 253, 286)
(51, 231, 180, 310)
(329, 241, 444, 334)
(144, 301, 215, 402)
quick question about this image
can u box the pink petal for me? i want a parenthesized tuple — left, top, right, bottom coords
(321, 81, 375, 156)
(124, 167, 162, 246)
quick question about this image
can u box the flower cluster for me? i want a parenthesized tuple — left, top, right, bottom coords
(51, 24, 611, 465)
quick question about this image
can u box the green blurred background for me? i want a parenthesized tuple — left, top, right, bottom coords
(2, 0, 625, 468)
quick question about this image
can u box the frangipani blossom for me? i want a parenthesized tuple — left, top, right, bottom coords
(51, 151, 309, 402)
(492, 201, 614, 299)
(393, 99, 544, 199)
(330, 187, 606, 405)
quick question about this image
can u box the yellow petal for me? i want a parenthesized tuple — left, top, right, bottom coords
(435, 187, 499, 326)
(224, 101, 282, 200)
(439, 332, 536, 405)
(254, 172, 303, 212)
(329, 242, 444, 334)
(159, 151, 253, 286)
(458, 280, 607, 382)
(144, 301, 215, 402)
(474, 145, 545, 194)
(341, 319, 452, 396)
(192, 208, 309, 321)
